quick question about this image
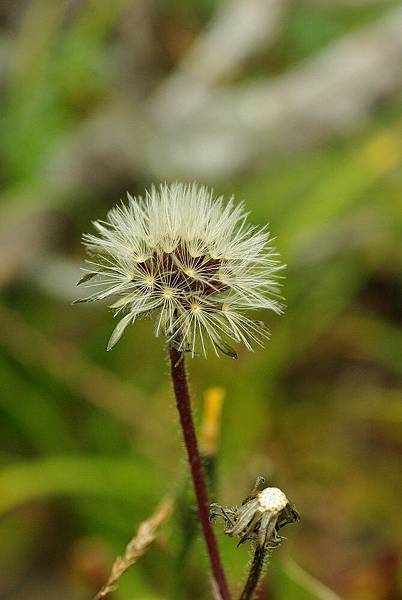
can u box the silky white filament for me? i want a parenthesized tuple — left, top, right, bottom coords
(77, 183, 284, 356)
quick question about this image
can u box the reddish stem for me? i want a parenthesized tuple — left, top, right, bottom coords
(169, 346, 231, 600)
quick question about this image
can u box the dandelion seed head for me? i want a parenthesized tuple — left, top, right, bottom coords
(78, 183, 284, 356)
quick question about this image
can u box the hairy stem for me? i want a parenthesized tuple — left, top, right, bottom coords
(239, 546, 267, 600)
(169, 346, 231, 600)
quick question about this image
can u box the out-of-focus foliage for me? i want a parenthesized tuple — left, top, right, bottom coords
(0, 1, 401, 599)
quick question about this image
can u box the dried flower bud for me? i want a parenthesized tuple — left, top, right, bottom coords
(210, 477, 299, 550)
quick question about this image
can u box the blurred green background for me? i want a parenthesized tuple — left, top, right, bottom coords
(1, 1, 402, 599)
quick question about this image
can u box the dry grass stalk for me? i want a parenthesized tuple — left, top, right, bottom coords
(94, 497, 173, 600)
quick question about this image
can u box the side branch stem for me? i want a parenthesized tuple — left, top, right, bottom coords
(169, 346, 231, 600)
(239, 546, 266, 600)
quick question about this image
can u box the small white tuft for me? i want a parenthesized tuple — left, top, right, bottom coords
(257, 487, 288, 512)
(78, 183, 284, 356)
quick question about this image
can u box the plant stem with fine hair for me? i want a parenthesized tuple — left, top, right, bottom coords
(239, 546, 267, 600)
(169, 346, 231, 600)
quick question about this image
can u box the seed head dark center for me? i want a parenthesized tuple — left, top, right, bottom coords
(136, 247, 228, 303)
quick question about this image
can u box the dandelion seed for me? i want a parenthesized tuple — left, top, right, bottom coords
(77, 183, 284, 356)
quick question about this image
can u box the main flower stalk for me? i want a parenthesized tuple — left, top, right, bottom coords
(169, 346, 231, 600)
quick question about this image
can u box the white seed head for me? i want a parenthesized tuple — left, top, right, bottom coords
(78, 183, 284, 356)
(258, 487, 288, 513)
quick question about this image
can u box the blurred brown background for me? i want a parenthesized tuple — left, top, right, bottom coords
(0, 1, 401, 599)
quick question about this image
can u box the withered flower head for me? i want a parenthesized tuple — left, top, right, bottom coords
(210, 477, 299, 550)
(76, 183, 284, 357)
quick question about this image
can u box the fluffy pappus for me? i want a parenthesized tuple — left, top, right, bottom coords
(76, 183, 284, 357)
